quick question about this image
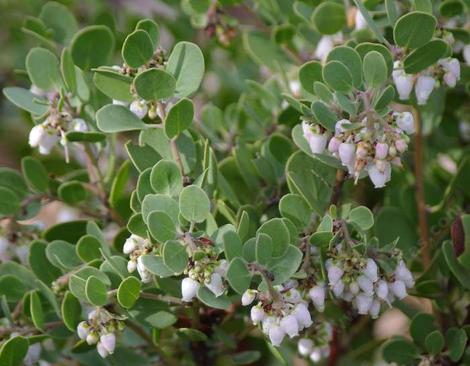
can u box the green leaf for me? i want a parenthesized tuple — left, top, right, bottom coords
(122, 30, 154, 68)
(85, 275, 108, 306)
(177, 328, 208, 341)
(69, 266, 110, 299)
(257, 218, 290, 257)
(326, 46, 363, 87)
(126, 142, 161, 173)
(298, 61, 323, 95)
(29, 241, 60, 284)
(374, 85, 395, 110)
(164, 98, 194, 139)
(134, 68, 176, 101)
(110, 160, 131, 208)
(355, 42, 393, 76)
(61, 291, 81, 331)
(71, 25, 115, 70)
(26, 47, 61, 91)
(268, 245, 302, 285)
(393, 11, 437, 49)
(93, 69, 133, 102)
(46, 240, 81, 269)
(353, 0, 388, 44)
(117, 276, 141, 309)
(226, 258, 252, 294)
(163, 240, 188, 274)
(242, 32, 289, 71)
(232, 351, 261, 365)
(311, 101, 337, 131)
(146, 311, 177, 329)
(141, 255, 174, 277)
(179, 185, 211, 223)
(385, 0, 399, 25)
(135, 19, 160, 49)
(442, 241, 470, 290)
(197, 287, 231, 310)
(39, 1, 78, 44)
(0, 275, 26, 302)
(410, 313, 437, 345)
(61, 48, 76, 94)
(166, 41, 205, 98)
(58, 181, 87, 205)
(141, 194, 179, 224)
(65, 131, 106, 143)
(223, 230, 243, 261)
(414, 0, 433, 13)
(279, 193, 311, 229)
(382, 338, 419, 364)
(311, 2, 346, 35)
(150, 160, 182, 197)
(403, 39, 448, 74)
(76, 235, 102, 262)
(2, 87, 48, 115)
(255, 233, 273, 265)
(148, 211, 177, 243)
(440, 0, 464, 17)
(96, 104, 148, 132)
(322, 61, 353, 92)
(348, 206, 374, 231)
(30, 290, 44, 329)
(44, 220, 88, 243)
(363, 51, 388, 88)
(0, 336, 29, 366)
(425, 330, 444, 355)
(446, 327, 467, 362)
(0, 187, 20, 217)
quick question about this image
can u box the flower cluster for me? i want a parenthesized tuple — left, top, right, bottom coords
(76, 309, 124, 358)
(393, 57, 460, 105)
(326, 245, 414, 318)
(302, 111, 414, 188)
(297, 322, 333, 364)
(242, 282, 313, 347)
(181, 256, 228, 301)
(123, 234, 153, 283)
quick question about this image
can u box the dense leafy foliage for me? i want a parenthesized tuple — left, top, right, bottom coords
(0, 1, 469, 365)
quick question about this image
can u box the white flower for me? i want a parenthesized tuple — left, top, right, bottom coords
(395, 111, 415, 134)
(292, 303, 312, 329)
(268, 324, 286, 347)
(96, 342, 109, 358)
(464, 44, 470, 66)
(392, 68, 414, 101)
(215, 260, 229, 276)
(285, 288, 302, 304)
(24, 343, 41, 366)
(328, 136, 341, 153)
(130, 100, 148, 119)
(241, 290, 257, 306)
(309, 285, 326, 312)
(332, 280, 345, 297)
(376, 280, 389, 300)
(298, 338, 313, 356)
(390, 280, 407, 299)
(395, 139, 408, 153)
(415, 75, 435, 105)
(355, 293, 373, 314)
(123, 236, 137, 254)
(38, 132, 59, 155)
(127, 259, 137, 273)
(375, 143, 388, 160)
(29, 124, 46, 148)
(250, 305, 265, 324)
(369, 299, 381, 319)
(327, 265, 344, 285)
(309, 133, 329, 154)
(100, 333, 116, 354)
(261, 315, 276, 333)
(206, 272, 225, 297)
(77, 321, 89, 340)
(338, 143, 356, 169)
(88, 309, 98, 321)
(310, 348, 322, 363)
(349, 282, 360, 295)
(342, 291, 354, 301)
(315, 36, 334, 61)
(72, 118, 87, 132)
(280, 314, 299, 338)
(137, 256, 152, 283)
(357, 275, 374, 295)
(289, 80, 301, 96)
(439, 58, 460, 87)
(355, 9, 367, 30)
(335, 119, 351, 134)
(364, 258, 379, 283)
(395, 260, 414, 288)
(86, 332, 99, 345)
(181, 277, 200, 302)
(0, 237, 10, 262)
(367, 161, 391, 188)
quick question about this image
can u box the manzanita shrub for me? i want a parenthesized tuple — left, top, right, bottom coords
(0, 0, 469, 365)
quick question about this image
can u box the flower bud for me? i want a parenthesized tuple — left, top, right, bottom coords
(367, 161, 391, 188)
(395, 139, 407, 153)
(100, 333, 116, 354)
(310, 348, 322, 363)
(241, 289, 256, 306)
(392, 72, 414, 101)
(464, 44, 470, 66)
(375, 143, 388, 160)
(338, 143, 356, 168)
(332, 280, 345, 297)
(395, 111, 415, 134)
(181, 277, 200, 302)
(72, 118, 87, 132)
(250, 305, 265, 324)
(96, 342, 109, 358)
(285, 288, 302, 304)
(86, 332, 99, 345)
(439, 58, 460, 87)
(415, 75, 435, 105)
(357, 275, 374, 295)
(335, 119, 351, 134)
(327, 265, 343, 285)
(376, 280, 389, 300)
(88, 309, 98, 321)
(206, 272, 225, 297)
(355, 293, 373, 314)
(215, 260, 229, 276)
(354, 9, 367, 30)
(38, 132, 59, 155)
(349, 282, 360, 295)
(77, 321, 89, 340)
(309, 285, 326, 312)
(293, 303, 313, 329)
(364, 258, 379, 283)
(369, 299, 381, 319)
(395, 260, 414, 288)
(127, 259, 137, 273)
(390, 280, 407, 299)
(268, 324, 286, 347)
(328, 136, 341, 153)
(29, 125, 46, 148)
(298, 338, 313, 356)
(309, 133, 329, 154)
(315, 36, 334, 61)
(280, 314, 299, 338)
(123, 237, 137, 254)
(130, 100, 148, 119)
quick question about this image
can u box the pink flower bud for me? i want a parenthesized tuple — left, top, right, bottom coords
(328, 136, 341, 153)
(338, 143, 356, 168)
(97, 342, 109, 358)
(395, 139, 407, 153)
(375, 143, 388, 160)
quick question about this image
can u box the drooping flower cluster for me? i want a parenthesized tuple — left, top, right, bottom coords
(76, 309, 124, 358)
(181, 254, 228, 301)
(242, 281, 313, 347)
(393, 58, 460, 105)
(123, 234, 153, 283)
(297, 322, 333, 364)
(325, 244, 414, 318)
(302, 111, 414, 188)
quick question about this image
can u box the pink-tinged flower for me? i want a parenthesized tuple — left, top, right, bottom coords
(415, 75, 435, 105)
(298, 338, 313, 356)
(357, 275, 374, 296)
(395, 139, 408, 153)
(327, 265, 344, 285)
(439, 58, 460, 87)
(77, 321, 89, 340)
(367, 161, 391, 188)
(335, 119, 351, 134)
(395, 111, 415, 134)
(328, 136, 341, 153)
(96, 342, 109, 358)
(364, 258, 379, 283)
(293, 303, 313, 329)
(376, 280, 389, 300)
(100, 333, 116, 354)
(369, 299, 381, 319)
(338, 143, 356, 169)
(375, 143, 388, 160)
